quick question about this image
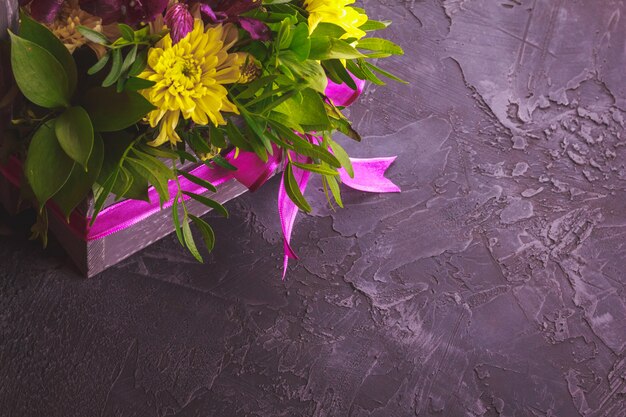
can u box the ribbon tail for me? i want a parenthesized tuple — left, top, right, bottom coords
(339, 157, 401, 193)
(278, 158, 311, 279)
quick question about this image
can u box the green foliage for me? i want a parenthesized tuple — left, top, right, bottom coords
(9, 32, 72, 108)
(8, 0, 405, 261)
(53, 133, 104, 218)
(82, 88, 155, 132)
(284, 162, 312, 213)
(25, 120, 75, 208)
(55, 106, 94, 170)
(189, 215, 215, 253)
(19, 12, 77, 94)
(273, 88, 330, 131)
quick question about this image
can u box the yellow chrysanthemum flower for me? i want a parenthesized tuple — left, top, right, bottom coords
(304, 0, 368, 40)
(139, 19, 244, 147)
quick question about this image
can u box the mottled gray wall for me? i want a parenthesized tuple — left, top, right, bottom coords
(0, 0, 625, 416)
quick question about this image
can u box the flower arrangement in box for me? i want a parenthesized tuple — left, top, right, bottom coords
(0, 0, 404, 276)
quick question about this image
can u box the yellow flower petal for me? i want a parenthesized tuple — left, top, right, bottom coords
(304, 0, 368, 40)
(138, 19, 243, 146)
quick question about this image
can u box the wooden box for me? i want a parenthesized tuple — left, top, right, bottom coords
(0, 160, 251, 277)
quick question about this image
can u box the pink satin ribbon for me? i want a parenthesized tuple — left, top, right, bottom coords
(276, 77, 400, 277)
(0, 76, 400, 276)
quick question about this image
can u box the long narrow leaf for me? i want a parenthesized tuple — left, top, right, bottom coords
(182, 218, 203, 262)
(182, 192, 229, 218)
(177, 170, 218, 193)
(90, 168, 119, 226)
(189, 214, 216, 252)
(172, 196, 184, 245)
(284, 163, 311, 212)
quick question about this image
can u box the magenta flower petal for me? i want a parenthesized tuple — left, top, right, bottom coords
(79, 0, 168, 26)
(199, 4, 227, 23)
(213, 0, 262, 17)
(21, 0, 64, 23)
(165, 3, 194, 43)
(238, 17, 270, 41)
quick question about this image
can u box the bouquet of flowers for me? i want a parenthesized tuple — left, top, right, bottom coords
(0, 0, 404, 274)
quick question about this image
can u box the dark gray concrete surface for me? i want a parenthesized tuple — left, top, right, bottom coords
(1, 0, 625, 416)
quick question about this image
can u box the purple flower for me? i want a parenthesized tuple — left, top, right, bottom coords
(198, 0, 270, 41)
(236, 16, 270, 41)
(79, 0, 168, 26)
(19, 0, 64, 23)
(165, 3, 193, 43)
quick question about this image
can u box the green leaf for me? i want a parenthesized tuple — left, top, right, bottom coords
(236, 75, 278, 99)
(211, 155, 237, 171)
(177, 170, 218, 193)
(208, 124, 226, 148)
(102, 48, 123, 87)
(356, 38, 404, 55)
(273, 88, 331, 131)
(182, 218, 203, 262)
(325, 174, 343, 208)
(83, 87, 155, 132)
(182, 192, 229, 218)
(97, 131, 134, 184)
(111, 165, 133, 199)
(120, 44, 138, 75)
(241, 122, 269, 162)
(254, 89, 299, 115)
(346, 59, 383, 85)
(268, 121, 341, 167)
(53, 133, 104, 218)
(189, 214, 215, 252)
(172, 196, 184, 246)
(88, 53, 110, 75)
(345, 59, 369, 81)
(242, 112, 273, 153)
(175, 149, 198, 163)
(131, 149, 176, 181)
(289, 24, 310, 61)
(123, 77, 155, 91)
(122, 162, 150, 201)
(284, 162, 311, 213)
(310, 22, 346, 39)
(323, 59, 357, 90)
(330, 113, 362, 142)
(223, 121, 254, 154)
(19, 11, 77, 94)
(138, 143, 178, 159)
(118, 24, 135, 42)
(278, 51, 327, 93)
(309, 37, 365, 60)
(126, 157, 170, 204)
(55, 106, 94, 170)
(25, 120, 75, 208)
(291, 161, 338, 176)
(128, 49, 148, 77)
(77, 25, 109, 44)
(91, 167, 119, 226)
(277, 18, 294, 49)
(186, 130, 213, 154)
(9, 32, 70, 108)
(358, 20, 391, 31)
(362, 61, 408, 84)
(328, 139, 354, 177)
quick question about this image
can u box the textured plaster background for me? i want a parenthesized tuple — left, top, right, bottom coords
(1, 0, 625, 416)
